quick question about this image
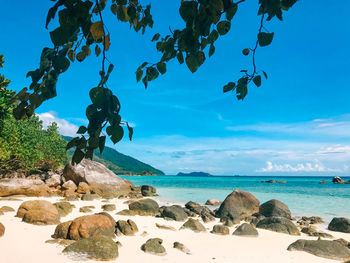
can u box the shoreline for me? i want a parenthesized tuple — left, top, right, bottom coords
(0, 196, 349, 263)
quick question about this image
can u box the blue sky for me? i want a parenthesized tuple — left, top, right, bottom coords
(1, 0, 350, 175)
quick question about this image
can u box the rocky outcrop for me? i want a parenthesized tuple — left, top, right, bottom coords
(63, 159, 134, 198)
(256, 216, 300, 235)
(0, 222, 4, 237)
(45, 174, 61, 188)
(328, 217, 350, 233)
(0, 179, 50, 197)
(260, 180, 287, 184)
(332, 176, 350, 184)
(216, 189, 260, 222)
(16, 200, 60, 225)
(141, 238, 166, 255)
(233, 223, 259, 237)
(180, 218, 206, 232)
(53, 202, 74, 217)
(160, 205, 188, 221)
(65, 214, 115, 240)
(173, 242, 191, 254)
(211, 224, 229, 235)
(128, 198, 159, 216)
(76, 182, 91, 194)
(63, 235, 119, 260)
(141, 185, 156, 196)
(287, 239, 350, 261)
(205, 199, 222, 206)
(259, 199, 291, 219)
(116, 219, 138, 236)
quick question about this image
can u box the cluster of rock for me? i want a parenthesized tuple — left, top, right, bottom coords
(0, 160, 148, 199)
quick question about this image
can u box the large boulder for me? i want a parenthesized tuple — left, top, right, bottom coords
(287, 239, 350, 261)
(233, 223, 258, 237)
(160, 205, 188, 221)
(0, 222, 4, 237)
(141, 238, 166, 255)
(0, 179, 49, 197)
(16, 200, 60, 225)
(259, 199, 291, 219)
(216, 189, 260, 221)
(63, 159, 134, 198)
(328, 217, 350, 233)
(67, 214, 115, 240)
(256, 216, 300, 235)
(63, 235, 119, 260)
(128, 198, 159, 216)
(141, 185, 157, 196)
(180, 218, 206, 232)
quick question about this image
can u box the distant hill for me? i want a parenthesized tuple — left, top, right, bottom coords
(63, 136, 164, 175)
(177, 172, 213, 177)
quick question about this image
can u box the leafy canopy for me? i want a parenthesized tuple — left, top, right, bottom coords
(11, 0, 297, 165)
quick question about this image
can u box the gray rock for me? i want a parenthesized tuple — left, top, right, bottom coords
(54, 202, 74, 217)
(53, 221, 73, 239)
(201, 211, 216, 223)
(128, 198, 159, 216)
(63, 159, 134, 198)
(81, 194, 100, 201)
(256, 216, 300, 235)
(141, 185, 157, 196)
(216, 189, 260, 222)
(287, 239, 350, 261)
(155, 223, 176, 231)
(301, 227, 333, 238)
(63, 235, 119, 260)
(116, 219, 138, 236)
(101, 204, 116, 211)
(233, 223, 259, 237)
(141, 238, 166, 255)
(328, 217, 350, 233)
(181, 218, 206, 232)
(161, 205, 188, 221)
(173, 242, 191, 254)
(205, 199, 222, 206)
(211, 224, 229, 235)
(259, 199, 291, 219)
(45, 174, 61, 188)
(79, 207, 93, 213)
(185, 201, 201, 210)
(244, 215, 264, 226)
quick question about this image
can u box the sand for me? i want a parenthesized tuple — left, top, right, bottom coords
(0, 196, 349, 263)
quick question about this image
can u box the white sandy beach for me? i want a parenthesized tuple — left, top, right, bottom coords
(0, 196, 349, 263)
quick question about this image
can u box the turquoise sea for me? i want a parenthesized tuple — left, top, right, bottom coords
(121, 175, 350, 222)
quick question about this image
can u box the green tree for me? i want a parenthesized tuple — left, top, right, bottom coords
(11, 0, 297, 164)
(0, 57, 68, 174)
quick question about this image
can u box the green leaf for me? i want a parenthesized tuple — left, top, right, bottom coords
(127, 123, 133, 141)
(185, 53, 198, 73)
(253, 75, 262, 87)
(110, 125, 124, 144)
(208, 30, 219, 43)
(217, 21, 231, 35)
(90, 21, 105, 40)
(152, 33, 160, 41)
(136, 68, 143, 82)
(223, 82, 235, 93)
(66, 137, 80, 150)
(209, 44, 215, 57)
(177, 52, 184, 64)
(258, 32, 274, 47)
(262, 70, 268, 79)
(226, 4, 237, 20)
(72, 148, 85, 165)
(179, 1, 197, 23)
(156, 62, 167, 75)
(99, 136, 106, 154)
(77, 126, 87, 134)
(50, 24, 78, 46)
(242, 48, 250, 56)
(53, 55, 70, 73)
(95, 45, 101, 57)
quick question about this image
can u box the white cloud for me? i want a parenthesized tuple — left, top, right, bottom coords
(37, 111, 78, 137)
(257, 161, 347, 173)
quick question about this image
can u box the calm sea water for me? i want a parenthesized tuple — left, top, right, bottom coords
(120, 175, 350, 222)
